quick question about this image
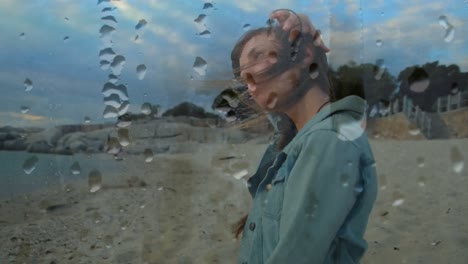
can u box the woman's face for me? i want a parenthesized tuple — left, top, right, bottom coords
(239, 34, 298, 111)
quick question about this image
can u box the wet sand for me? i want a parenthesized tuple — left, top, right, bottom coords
(0, 138, 467, 263)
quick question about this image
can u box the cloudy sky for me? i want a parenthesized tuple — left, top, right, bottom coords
(0, 0, 466, 127)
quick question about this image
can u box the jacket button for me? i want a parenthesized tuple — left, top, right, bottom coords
(266, 184, 272, 192)
(249, 222, 256, 231)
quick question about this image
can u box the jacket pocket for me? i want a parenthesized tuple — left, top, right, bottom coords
(262, 172, 286, 219)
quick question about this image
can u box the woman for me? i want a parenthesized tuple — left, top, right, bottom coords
(231, 10, 377, 264)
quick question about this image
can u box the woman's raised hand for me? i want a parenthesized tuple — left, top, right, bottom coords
(270, 9, 330, 53)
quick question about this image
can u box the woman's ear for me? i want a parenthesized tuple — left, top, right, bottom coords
(301, 45, 314, 68)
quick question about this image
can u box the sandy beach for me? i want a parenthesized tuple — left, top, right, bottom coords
(0, 119, 467, 263)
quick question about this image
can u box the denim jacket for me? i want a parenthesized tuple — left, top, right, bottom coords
(238, 96, 378, 264)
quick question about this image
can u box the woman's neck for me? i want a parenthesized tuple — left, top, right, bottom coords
(285, 86, 330, 131)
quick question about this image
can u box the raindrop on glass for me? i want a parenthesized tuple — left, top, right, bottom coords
(375, 39, 383, 47)
(118, 101, 130, 116)
(450, 146, 464, 174)
(20, 106, 30, 114)
(100, 60, 110, 70)
(197, 30, 211, 37)
(110, 55, 126, 75)
(417, 156, 425, 168)
(108, 74, 119, 84)
(194, 14, 207, 23)
(222, 94, 239, 108)
(70, 161, 81, 175)
(19, 32, 26, 40)
(392, 198, 404, 207)
(193, 56, 207, 76)
(118, 128, 130, 147)
(380, 11, 385, 16)
(102, 83, 129, 100)
(438, 15, 455, 43)
(101, 15, 118, 23)
(84, 116, 91, 124)
(373, 59, 385, 80)
(23, 156, 39, 175)
(340, 173, 350, 187)
(309, 63, 319, 79)
(136, 64, 147, 80)
(144, 149, 154, 163)
(102, 7, 116, 12)
(106, 137, 121, 154)
(103, 94, 122, 109)
(141, 103, 152, 115)
(409, 79, 430, 93)
(202, 2, 214, 9)
(88, 169, 102, 193)
(24, 78, 33, 91)
(134, 35, 139, 41)
(99, 25, 116, 38)
(63, 36, 70, 43)
(233, 169, 248, 180)
(97, 0, 110, 4)
(243, 24, 251, 30)
(103, 105, 119, 118)
(417, 176, 426, 187)
(99, 47, 116, 61)
(135, 19, 148, 30)
(408, 128, 421, 136)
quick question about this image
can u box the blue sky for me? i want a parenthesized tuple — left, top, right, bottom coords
(0, 0, 466, 127)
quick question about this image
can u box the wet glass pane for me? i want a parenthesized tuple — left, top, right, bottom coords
(0, 0, 466, 263)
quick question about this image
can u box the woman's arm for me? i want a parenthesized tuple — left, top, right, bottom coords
(266, 129, 361, 264)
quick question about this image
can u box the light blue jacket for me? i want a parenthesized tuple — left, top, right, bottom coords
(238, 95, 378, 264)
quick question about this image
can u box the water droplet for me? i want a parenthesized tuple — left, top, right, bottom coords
(144, 149, 153, 162)
(193, 56, 207, 76)
(309, 63, 319, 79)
(443, 27, 455, 43)
(108, 74, 119, 84)
(135, 19, 148, 30)
(376, 39, 383, 47)
(380, 11, 385, 16)
(134, 35, 139, 41)
(103, 105, 118, 118)
(233, 169, 248, 180)
(354, 181, 364, 194)
(304, 191, 319, 219)
(141, 103, 152, 115)
(88, 169, 102, 193)
(118, 101, 130, 116)
(23, 156, 39, 174)
(417, 176, 426, 187)
(110, 55, 126, 75)
(408, 128, 421, 136)
(63, 36, 70, 43)
(102, 82, 129, 100)
(97, 0, 111, 4)
(379, 174, 387, 190)
(136, 64, 147, 80)
(337, 120, 364, 141)
(438, 15, 455, 43)
(101, 15, 118, 23)
(392, 198, 404, 207)
(194, 14, 207, 23)
(24, 78, 33, 91)
(373, 59, 385, 80)
(106, 137, 121, 154)
(243, 24, 251, 30)
(450, 146, 464, 174)
(417, 156, 425, 168)
(202, 2, 214, 9)
(198, 30, 211, 38)
(20, 106, 30, 114)
(19, 32, 26, 40)
(438, 15, 450, 29)
(84, 116, 91, 124)
(70, 161, 81, 175)
(99, 47, 116, 61)
(222, 95, 239, 108)
(100, 60, 110, 70)
(409, 79, 430, 93)
(340, 173, 350, 187)
(102, 7, 116, 12)
(117, 128, 130, 146)
(99, 25, 116, 38)
(103, 94, 123, 108)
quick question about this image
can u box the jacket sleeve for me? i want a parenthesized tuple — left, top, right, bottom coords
(266, 130, 361, 264)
